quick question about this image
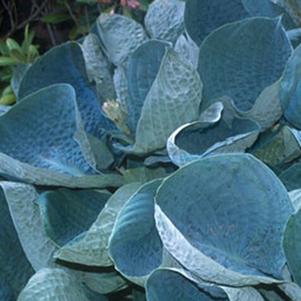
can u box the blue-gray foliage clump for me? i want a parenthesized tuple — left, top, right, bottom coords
(2, 0, 301, 300)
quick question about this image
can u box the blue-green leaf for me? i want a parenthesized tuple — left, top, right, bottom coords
(0, 182, 57, 270)
(167, 100, 259, 166)
(198, 17, 292, 112)
(174, 33, 199, 68)
(280, 44, 301, 129)
(0, 84, 122, 188)
(122, 47, 203, 154)
(155, 154, 293, 285)
(184, 0, 249, 46)
(126, 40, 169, 133)
(145, 0, 185, 43)
(146, 269, 225, 301)
(109, 179, 163, 285)
(82, 271, 127, 295)
(82, 34, 116, 100)
(283, 208, 301, 286)
(279, 159, 301, 191)
(97, 14, 148, 66)
(55, 183, 141, 267)
(17, 268, 108, 301)
(18, 42, 115, 137)
(39, 189, 111, 246)
(249, 125, 301, 171)
(0, 187, 34, 300)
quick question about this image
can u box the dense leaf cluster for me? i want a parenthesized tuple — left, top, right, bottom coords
(2, 0, 301, 300)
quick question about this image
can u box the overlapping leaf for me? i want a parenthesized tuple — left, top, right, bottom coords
(167, 100, 259, 166)
(0, 187, 34, 300)
(97, 14, 148, 65)
(198, 17, 292, 113)
(155, 154, 293, 286)
(0, 182, 56, 270)
(145, 0, 185, 43)
(17, 268, 108, 301)
(55, 183, 141, 266)
(0, 84, 122, 188)
(18, 42, 115, 137)
(109, 179, 163, 285)
(122, 47, 203, 154)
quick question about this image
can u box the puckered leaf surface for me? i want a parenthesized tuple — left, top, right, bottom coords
(0, 84, 122, 188)
(97, 14, 148, 66)
(145, 0, 185, 43)
(0, 187, 34, 300)
(18, 42, 115, 137)
(122, 47, 203, 154)
(155, 154, 293, 286)
(0, 182, 57, 270)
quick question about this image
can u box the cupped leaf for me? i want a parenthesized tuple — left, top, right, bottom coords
(38, 189, 111, 246)
(122, 47, 203, 155)
(126, 40, 169, 133)
(184, 0, 249, 46)
(283, 208, 301, 286)
(55, 183, 141, 267)
(155, 154, 293, 286)
(109, 179, 163, 285)
(280, 44, 301, 130)
(0, 187, 34, 300)
(145, 0, 185, 43)
(167, 100, 259, 166)
(18, 42, 115, 137)
(0, 84, 122, 188)
(0, 182, 57, 270)
(97, 14, 148, 66)
(198, 17, 292, 112)
(17, 268, 108, 301)
(146, 268, 226, 301)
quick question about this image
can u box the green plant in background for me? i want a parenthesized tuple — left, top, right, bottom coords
(0, 25, 39, 105)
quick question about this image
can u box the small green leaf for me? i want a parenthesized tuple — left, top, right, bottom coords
(6, 38, 22, 52)
(41, 13, 71, 24)
(0, 56, 17, 66)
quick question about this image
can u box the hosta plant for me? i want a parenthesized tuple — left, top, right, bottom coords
(3, 0, 301, 300)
